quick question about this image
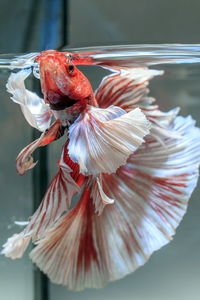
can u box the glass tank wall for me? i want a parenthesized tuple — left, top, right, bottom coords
(0, 70, 34, 299)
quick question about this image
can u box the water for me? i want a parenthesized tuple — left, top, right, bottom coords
(0, 45, 200, 300)
(1, 44, 200, 69)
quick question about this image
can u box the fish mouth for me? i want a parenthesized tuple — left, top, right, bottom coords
(49, 96, 78, 111)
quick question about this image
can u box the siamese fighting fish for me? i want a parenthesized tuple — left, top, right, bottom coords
(2, 50, 200, 291)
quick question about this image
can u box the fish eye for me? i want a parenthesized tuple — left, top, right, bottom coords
(67, 64, 75, 73)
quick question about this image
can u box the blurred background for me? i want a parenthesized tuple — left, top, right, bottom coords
(0, 0, 200, 300)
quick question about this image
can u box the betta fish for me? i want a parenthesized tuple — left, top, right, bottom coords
(2, 50, 200, 291)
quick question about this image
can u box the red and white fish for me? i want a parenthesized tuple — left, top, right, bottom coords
(2, 50, 200, 291)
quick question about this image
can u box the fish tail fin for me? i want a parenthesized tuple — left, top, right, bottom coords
(2, 145, 85, 259)
(29, 177, 148, 291)
(30, 186, 105, 290)
(30, 114, 200, 291)
(1, 233, 31, 259)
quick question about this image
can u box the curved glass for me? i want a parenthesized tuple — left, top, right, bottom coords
(1, 44, 200, 69)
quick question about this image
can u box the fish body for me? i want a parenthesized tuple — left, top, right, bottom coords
(2, 50, 200, 290)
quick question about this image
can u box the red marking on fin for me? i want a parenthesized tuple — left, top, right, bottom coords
(63, 143, 85, 186)
(76, 187, 100, 273)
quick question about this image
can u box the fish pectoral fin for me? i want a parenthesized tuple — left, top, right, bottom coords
(16, 120, 65, 175)
(6, 69, 53, 132)
(68, 106, 151, 175)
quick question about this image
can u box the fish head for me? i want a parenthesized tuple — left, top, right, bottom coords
(36, 50, 95, 111)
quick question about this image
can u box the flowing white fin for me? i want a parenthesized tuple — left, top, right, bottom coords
(68, 106, 151, 175)
(1, 233, 31, 259)
(29, 114, 200, 291)
(95, 68, 182, 141)
(95, 67, 163, 109)
(6, 69, 52, 131)
(91, 176, 115, 215)
(1, 147, 81, 258)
